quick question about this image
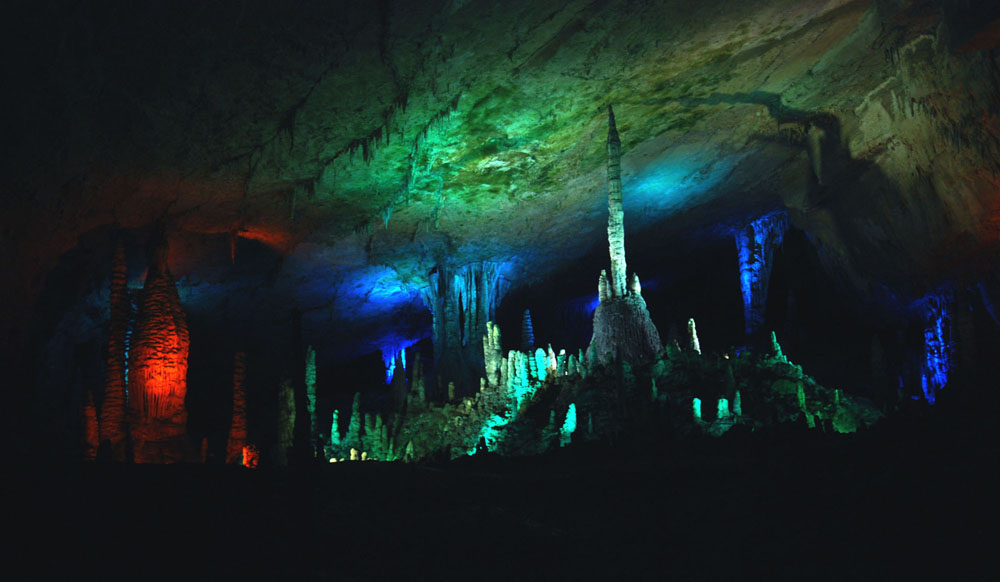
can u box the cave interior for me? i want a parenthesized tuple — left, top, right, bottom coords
(4, 0, 1000, 577)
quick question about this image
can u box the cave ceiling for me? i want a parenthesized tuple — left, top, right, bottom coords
(3, 0, 1000, 358)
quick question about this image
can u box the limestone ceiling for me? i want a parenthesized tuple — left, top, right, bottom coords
(4, 0, 1000, 356)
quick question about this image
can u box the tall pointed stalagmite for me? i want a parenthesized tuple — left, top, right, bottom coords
(226, 352, 247, 465)
(100, 241, 129, 460)
(588, 106, 663, 366)
(128, 233, 191, 463)
(606, 105, 627, 298)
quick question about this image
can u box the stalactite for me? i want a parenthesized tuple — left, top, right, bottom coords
(735, 213, 788, 336)
(100, 241, 128, 460)
(226, 352, 248, 465)
(128, 237, 190, 463)
(421, 261, 510, 396)
(305, 345, 318, 457)
(520, 309, 535, 352)
(606, 105, 627, 298)
(82, 391, 98, 461)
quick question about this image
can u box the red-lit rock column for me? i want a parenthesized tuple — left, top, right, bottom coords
(226, 352, 247, 464)
(99, 242, 129, 460)
(128, 242, 190, 463)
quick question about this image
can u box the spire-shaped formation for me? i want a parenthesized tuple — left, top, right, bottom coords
(100, 241, 129, 460)
(128, 234, 191, 463)
(226, 352, 247, 465)
(606, 105, 628, 298)
(588, 106, 663, 366)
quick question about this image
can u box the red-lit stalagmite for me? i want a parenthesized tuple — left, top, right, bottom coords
(226, 351, 248, 464)
(99, 241, 129, 460)
(128, 240, 191, 463)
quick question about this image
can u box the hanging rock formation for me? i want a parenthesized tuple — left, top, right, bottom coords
(226, 352, 247, 465)
(735, 213, 788, 336)
(99, 241, 129, 460)
(127, 237, 191, 463)
(421, 261, 510, 397)
(588, 106, 662, 366)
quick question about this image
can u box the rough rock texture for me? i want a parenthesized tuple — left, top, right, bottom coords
(128, 241, 191, 463)
(226, 352, 248, 465)
(6, 1, 999, 368)
(99, 242, 128, 460)
(590, 293, 664, 365)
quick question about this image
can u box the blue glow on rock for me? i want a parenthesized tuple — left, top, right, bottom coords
(735, 212, 788, 335)
(919, 290, 953, 404)
(380, 338, 419, 384)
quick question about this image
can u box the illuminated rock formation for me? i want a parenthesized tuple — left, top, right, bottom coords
(606, 105, 627, 299)
(421, 262, 510, 397)
(226, 352, 247, 465)
(127, 239, 191, 463)
(99, 241, 128, 460)
(588, 107, 662, 366)
(688, 318, 701, 355)
(735, 213, 788, 336)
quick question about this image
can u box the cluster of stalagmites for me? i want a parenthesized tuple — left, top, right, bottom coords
(315, 317, 880, 465)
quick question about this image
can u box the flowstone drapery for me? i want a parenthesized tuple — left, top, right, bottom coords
(588, 106, 662, 366)
(127, 239, 190, 463)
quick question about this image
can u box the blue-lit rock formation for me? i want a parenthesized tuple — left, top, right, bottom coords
(421, 262, 510, 397)
(588, 106, 663, 366)
(920, 290, 954, 405)
(735, 212, 788, 336)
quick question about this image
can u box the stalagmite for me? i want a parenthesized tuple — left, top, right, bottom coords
(771, 331, 786, 363)
(330, 410, 341, 446)
(734, 391, 742, 416)
(128, 236, 191, 463)
(688, 318, 701, 355)
(226, 352, 248, 465)
(306, 345, 318, 457)
(717, 398, 730, 420)
(100, 241, 128, 460)
(276, 380, 295, 467)
(520, 309, 535, 352)
(588, 107, 663, 366)
(560, 404, 577, 447)
(606, 105, 627, 298)
(82, 391, 99, 461)
(693, 398, 702, 421)
(483, 321, 503, 387)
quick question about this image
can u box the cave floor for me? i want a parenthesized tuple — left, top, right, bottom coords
(10, 415, 996, 580)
